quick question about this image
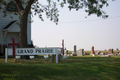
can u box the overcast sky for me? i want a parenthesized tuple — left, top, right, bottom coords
(31, 0, 120, 51)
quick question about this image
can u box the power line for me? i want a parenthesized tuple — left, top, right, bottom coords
(59, 16, 120, 23)
(33, 16, 120, 24)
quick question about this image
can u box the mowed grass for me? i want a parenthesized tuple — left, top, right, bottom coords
(0, 56, 120, 80)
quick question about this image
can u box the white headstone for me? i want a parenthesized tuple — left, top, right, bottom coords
(15, 56, 20, 59)
(77, 49, 84, 56)
(29, 56, 34, 59)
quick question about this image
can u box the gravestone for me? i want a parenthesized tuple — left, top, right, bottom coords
(62, 49, 69, 60)
(73, 45, 77, 56)
(96, 51, 101, 55)
(64, 48, 67, 56)
(100, 53, 105, 55)
(77, 49, 84, 56)
(74, 45, 76, 54)
(30, 56, 34, 59)
(108, 48, 113, 54)
(90, 46, 95, 55)
(64, 49, 68, 56)
(66, 50, 68, 55)
(117, 51, 119, 54)
(44, 54, 49, 59)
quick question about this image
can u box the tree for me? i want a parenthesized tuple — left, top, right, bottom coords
(1, 0, 111, 48)
(0, 0, 6, 11)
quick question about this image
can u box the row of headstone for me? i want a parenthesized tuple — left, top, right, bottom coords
(90, 47, 119, 57)
(72, 45, 84, 56)
(108, 48, 120, 56)
(95, 48, 120, 57)
(72, 45, 95, 56)
(70, 45, 119, 57)
(72, 45, 94, 56)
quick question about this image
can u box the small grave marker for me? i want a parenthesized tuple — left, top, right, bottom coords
(15, 56, 20, 59)
(29, 56, 34, 59)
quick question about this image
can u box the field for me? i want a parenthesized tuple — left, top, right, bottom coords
(0, 56, 120, 80)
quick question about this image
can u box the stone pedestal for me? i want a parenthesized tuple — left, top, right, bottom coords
(73, 54, 77, 56)
(108, 48, 113, 54)
(90, 46, 95, 55)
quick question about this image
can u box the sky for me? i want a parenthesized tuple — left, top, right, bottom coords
(31, 0, 120, 51)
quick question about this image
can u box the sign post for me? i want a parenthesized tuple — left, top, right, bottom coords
(8, 39, 19, 57)
(56, 53, 58, 64)
(5, 48, 8, 62)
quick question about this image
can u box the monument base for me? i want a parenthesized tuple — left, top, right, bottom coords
(73, 54, 77, 56)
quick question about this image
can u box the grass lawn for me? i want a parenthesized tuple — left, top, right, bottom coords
(0, 56, 120, 80)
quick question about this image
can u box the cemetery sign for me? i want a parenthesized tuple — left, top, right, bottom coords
(16, 48, 55, 55)
(5, 47, 62, 64)
(5, 39, 62, 64)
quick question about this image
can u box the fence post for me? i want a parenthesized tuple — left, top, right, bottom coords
(5, 48, 8, 62)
